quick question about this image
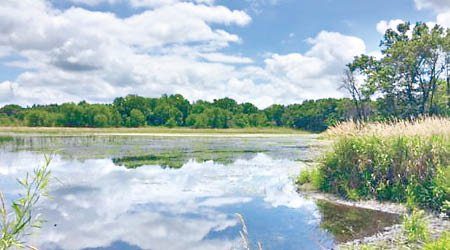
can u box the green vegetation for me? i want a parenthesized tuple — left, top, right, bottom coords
(403, 209, 429, 243)
(112, 149, 265, 169)
(344, 22, 450, 120)
(302, 118, 450, 249)
(295, 167, 322, 191)
(424, 232, 450, 250)
(0, 136, 12, 145)
(0, 94, 356, 132)
(0, 126, 306, 135)
(113, 154, 184, 169)
(339, 208, 448, 249)
(0, 157, 52, 250)
(316, 118, 450, 213)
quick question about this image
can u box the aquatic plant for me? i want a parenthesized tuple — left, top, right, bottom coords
(0, 156, 52, 250)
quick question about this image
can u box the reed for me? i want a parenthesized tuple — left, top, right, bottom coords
(317, 117, 450, 213)
(324, 117, 450, 138)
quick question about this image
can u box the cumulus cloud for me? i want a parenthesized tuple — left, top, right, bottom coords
(376, 19, 405, 34)
(437, 11, 450, 27)
(68, 0, 216, 7)
(1, 151, 317, 249)
(414, 0, 450, 13)
(0, 0, 365, 108)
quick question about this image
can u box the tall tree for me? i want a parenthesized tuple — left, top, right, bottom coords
(380, 23, 448, 115)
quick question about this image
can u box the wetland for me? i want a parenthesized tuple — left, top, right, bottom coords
(0, 134, 401, 250)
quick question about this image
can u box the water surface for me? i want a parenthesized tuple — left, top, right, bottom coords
(0, 135, 399, 250)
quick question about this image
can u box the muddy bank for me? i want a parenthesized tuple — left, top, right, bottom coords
(299, 191, 450, 249)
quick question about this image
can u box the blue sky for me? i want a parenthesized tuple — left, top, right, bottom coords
(0, 0, 448, 107)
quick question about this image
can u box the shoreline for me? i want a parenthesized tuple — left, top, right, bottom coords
(299, 191, 450, 249)
(0, 126, 311, 137)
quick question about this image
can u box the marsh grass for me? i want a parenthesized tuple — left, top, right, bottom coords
(324, 117, 450, 138)
(317, 118, 450, 213)
(295, 167, 322, 191)
(402, 209, 429, 243)
(0, 136, 12, 145)
(424, 232, 450, 250)
(0, 156, 52, 249)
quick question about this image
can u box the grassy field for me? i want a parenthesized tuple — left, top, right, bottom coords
(0, 126, 309, 135)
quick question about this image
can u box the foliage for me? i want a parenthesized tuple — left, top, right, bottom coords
(346, 22, 450, 119)
(402, 209, 429, 243)
(0, 93, 364, 132)
(318, 118, 450, 212)
(424, 232, 450, 250)
(295, 167, 322, 189)
(0, 156, 52, 249)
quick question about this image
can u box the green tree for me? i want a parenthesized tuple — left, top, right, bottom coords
(264, 104, 285, 126)
(128, 109, 145, 127)
(24, 110, 52, 127)
(352, 22, 450, 117)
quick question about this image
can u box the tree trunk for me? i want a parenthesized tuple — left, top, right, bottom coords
(447, 57, 450, 109)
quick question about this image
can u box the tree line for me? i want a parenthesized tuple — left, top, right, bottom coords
(0, 95, 359, 132)
(0, 22, 449, 132)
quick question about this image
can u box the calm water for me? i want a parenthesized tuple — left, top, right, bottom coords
(0, 135, 399, 250)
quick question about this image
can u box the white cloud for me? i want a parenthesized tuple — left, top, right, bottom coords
(1, 152, 315, 249)
(199, 53, 253, 64)
(130, 0, 216, 8)
(437, 11, 450, 27)
(0, 0, 365, 108)
(414, 0, 450, 13)
(376, 19, 405, 34)
(69, 0, 118, 5)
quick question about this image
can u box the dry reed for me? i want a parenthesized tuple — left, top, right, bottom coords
(324, 117, 450, 138)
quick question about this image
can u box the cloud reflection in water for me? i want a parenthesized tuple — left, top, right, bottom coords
(0, 151, 332, 250)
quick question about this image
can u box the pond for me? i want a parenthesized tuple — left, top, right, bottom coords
(0, 134, 400, 250)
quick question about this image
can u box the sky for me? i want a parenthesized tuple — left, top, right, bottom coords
(0, 0, 449, 108)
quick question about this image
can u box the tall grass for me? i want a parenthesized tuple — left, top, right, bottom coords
(324, 117, 450, 138)
(318, 118, 450, 213)
(235, 213, 263, 250)
(0, 156, 52, 249)
(424, 232, 450, 250)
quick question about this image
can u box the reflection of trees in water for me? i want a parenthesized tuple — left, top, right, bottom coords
(315, 200, 400, 243)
